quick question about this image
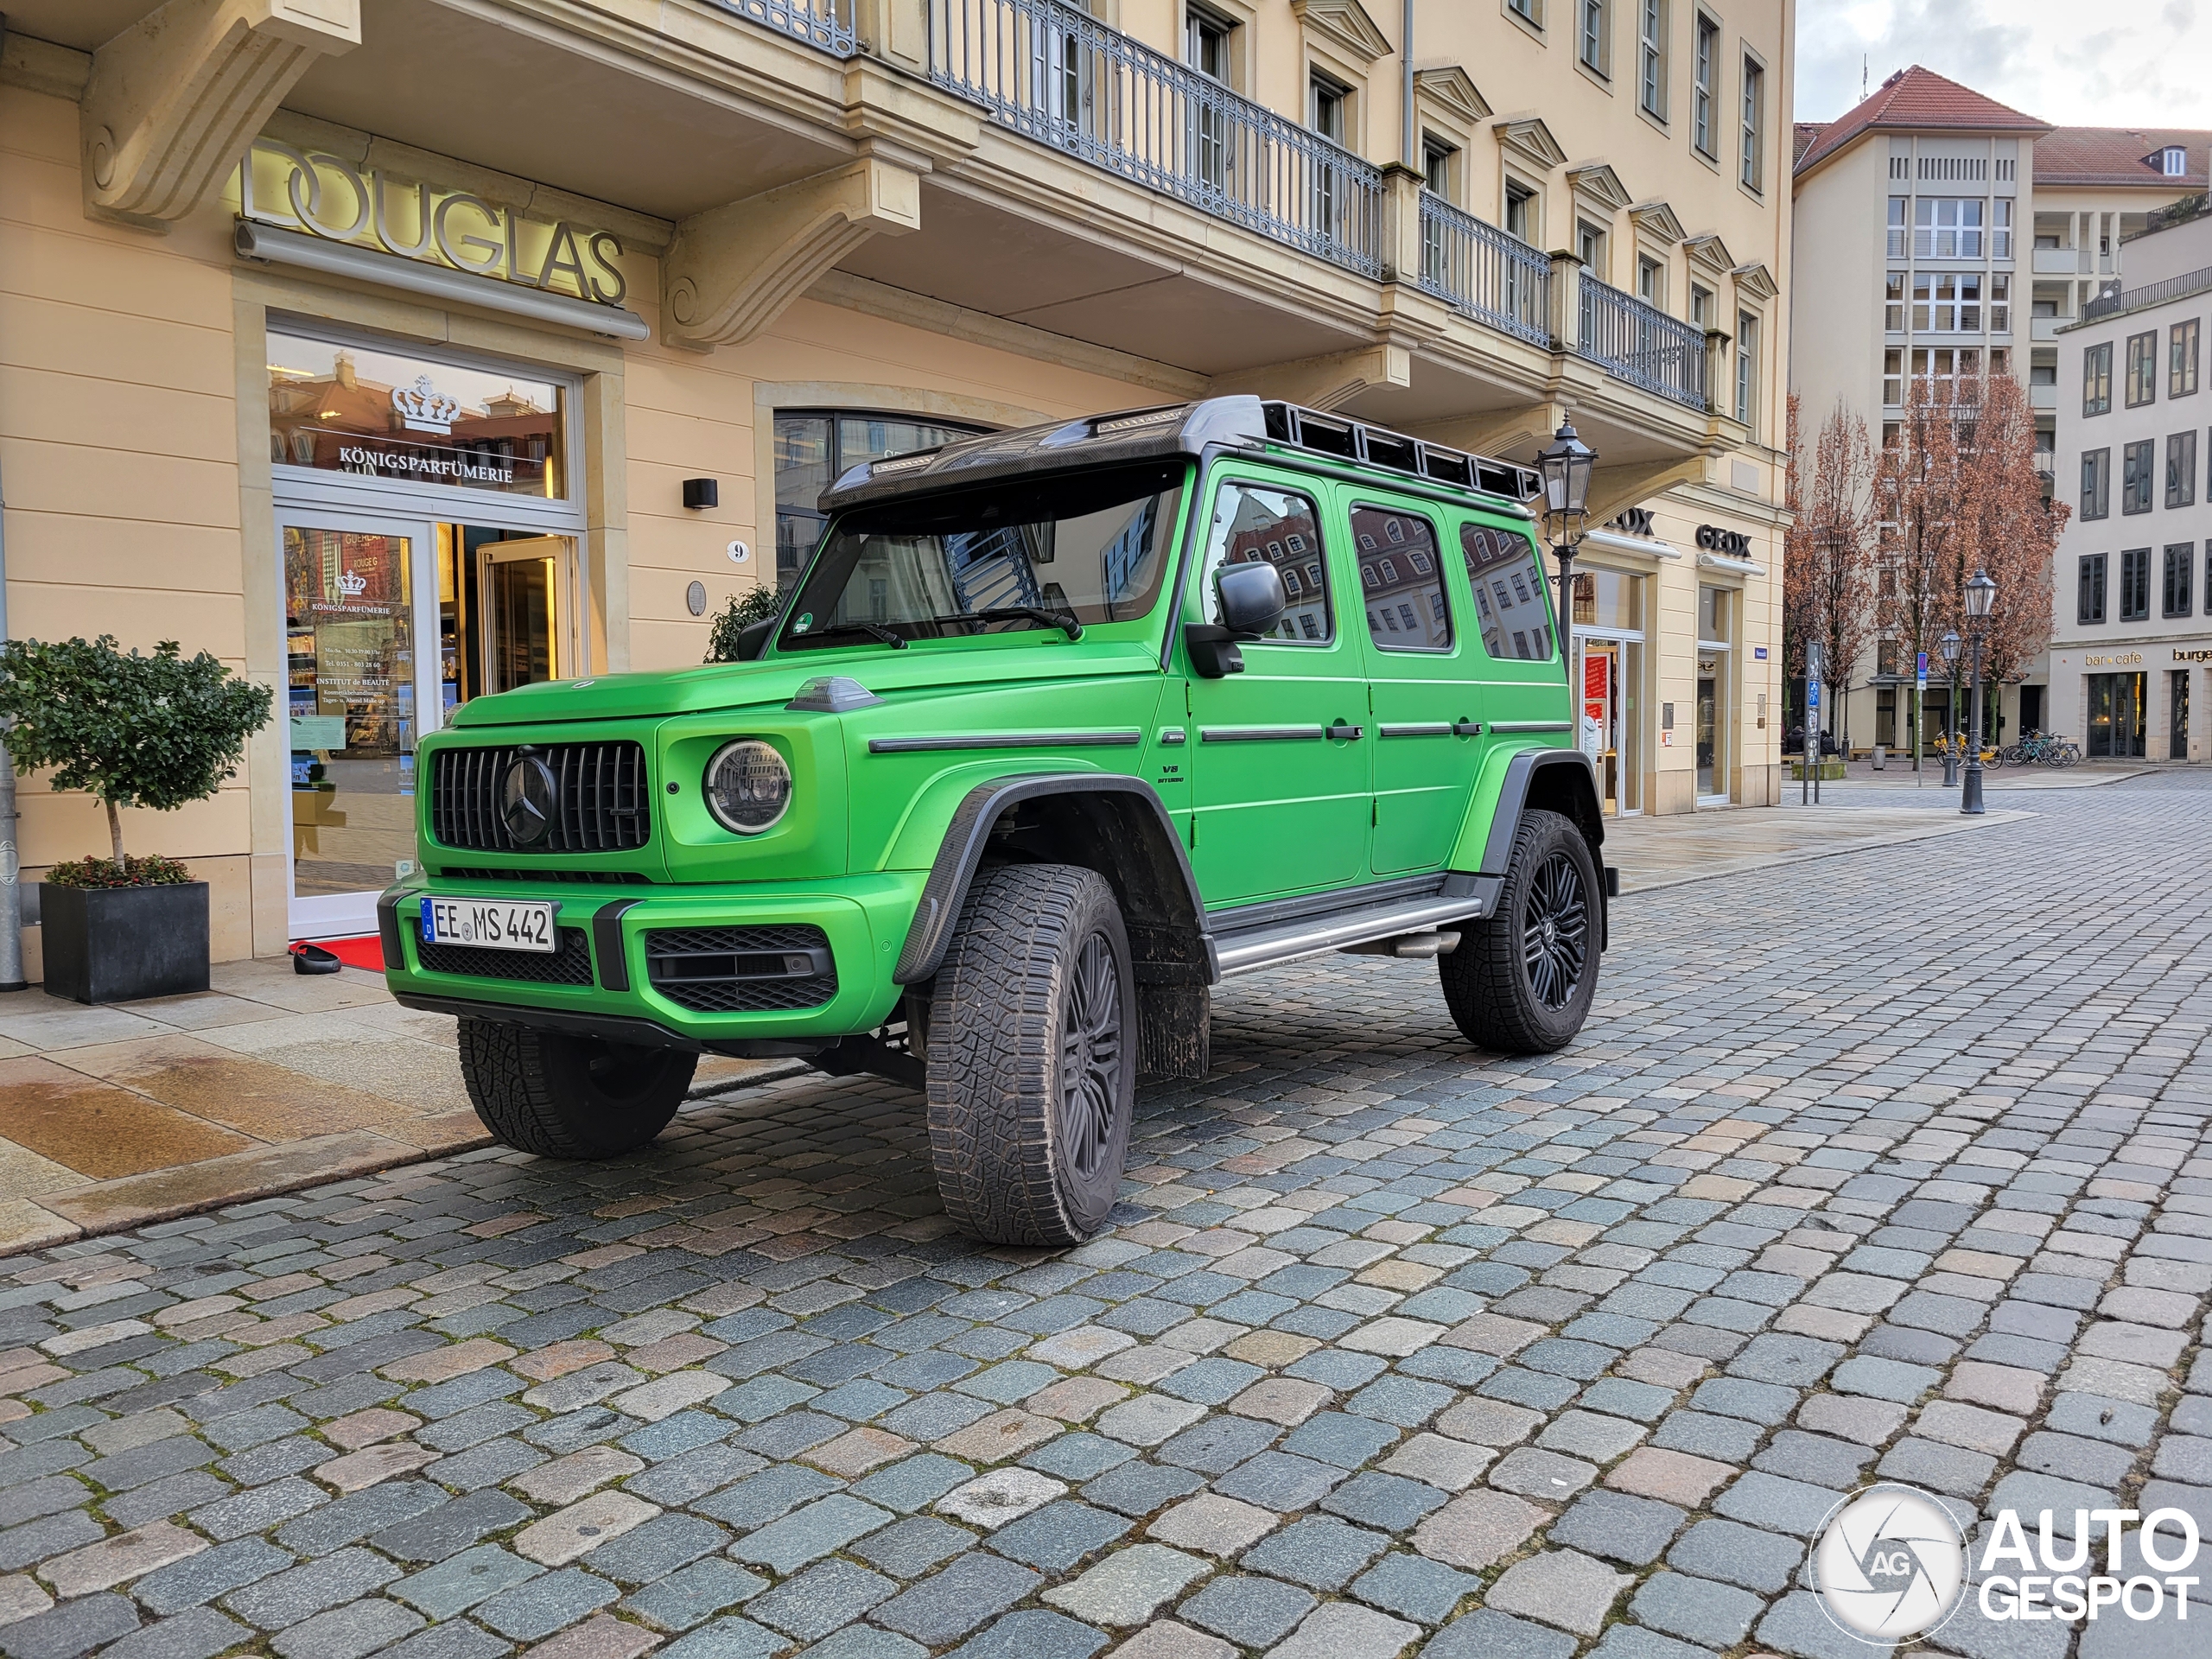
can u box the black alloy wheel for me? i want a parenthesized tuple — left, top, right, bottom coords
(1521, 849, 1590, 1010)
(1057, 930, 1126, 1185)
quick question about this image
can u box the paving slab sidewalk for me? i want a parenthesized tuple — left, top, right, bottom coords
(0, 960, 793, 1256)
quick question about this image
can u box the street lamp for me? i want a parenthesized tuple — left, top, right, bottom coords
(1939, 630, 1962, 785)
(1961, 571, 1996, 816)
(1536, 418, 1597, 681)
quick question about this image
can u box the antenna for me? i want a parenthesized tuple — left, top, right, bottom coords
(1862, 54, 1869, 100)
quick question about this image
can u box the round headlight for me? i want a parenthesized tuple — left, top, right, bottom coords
(704, 740, 791, 835)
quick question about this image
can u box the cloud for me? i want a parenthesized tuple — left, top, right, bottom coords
(1796, 0, 2212, 127)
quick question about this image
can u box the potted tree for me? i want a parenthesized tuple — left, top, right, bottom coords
(0, 636, 271, 1003)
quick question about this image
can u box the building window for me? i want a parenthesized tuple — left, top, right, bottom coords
(2083, 342, 2113, 416)
(2081, 448, 2111, 518)
(1735, 310, 1758, 423)
(2078, 552, 2107, 623)
(2164, 543, 2195, 617)
(1637, 254, 1665, 308)
(1912, 272, 1983, 332)
(1913, 198, 1985, 257)
(1882, 348, 1903, 408)
(2159, 144, 2189, 176)
(1692, 13, 1717, 155)
(2170, 431, 2200, 507)
(2122, 439, 2156, 513)
(2126, 331, 2158, 406)
(1690, 283, 1712, 329)
(1577, 219, 1609, 279)
(1993, 198, 2013, 258)
(773, 410, 987, 582)
(1504, 179, 1537, 243)
(1309, 74, 1347, 143)
(1580, 0, 1608, 74)
(2171, 319, 2201, 397)
(1739, 55, 1764, 191)
(1421, 137, 1455, 200)
(1509, 0, 1541, 22)
(1989, 274, 2010, 333)
(2120, 548, 2151, 620)
(1639, 0, 1666, 117)
(1910, 346, 1980, 401)
(1884, 271, 1905, 333)
(1886, 196, 1907, 257)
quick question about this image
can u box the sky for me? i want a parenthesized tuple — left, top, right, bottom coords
(1796, 0, 2212, 130)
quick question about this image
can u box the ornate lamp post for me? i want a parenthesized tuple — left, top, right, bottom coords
(1939, 630, 1962, 786)
(1961, 570, 1996, 816)
(1535, 419, 1597, 690)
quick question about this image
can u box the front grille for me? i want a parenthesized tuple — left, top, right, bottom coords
(412, 920, 595, 985)
(436, 867, 652, 885)
(645, 925, 837, 1014)
(431, 742, 651, 854)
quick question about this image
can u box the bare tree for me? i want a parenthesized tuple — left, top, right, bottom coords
(1791, 401, 1879, 755)
(1874, 378, 1967, 768)
(1955, 372, 2069, 738)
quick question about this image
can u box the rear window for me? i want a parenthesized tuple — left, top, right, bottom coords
(1460, 524, 1555, 662)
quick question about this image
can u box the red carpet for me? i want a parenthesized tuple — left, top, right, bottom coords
(296, 935, 386, 971)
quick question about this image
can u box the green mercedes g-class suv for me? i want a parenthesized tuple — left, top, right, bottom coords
(382, 397, 1611, 1246)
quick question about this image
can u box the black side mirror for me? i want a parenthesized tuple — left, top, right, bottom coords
(1217, 561, 1288, 636)
(735, 619, 775, 661)
(1185, 561, 1289, 679)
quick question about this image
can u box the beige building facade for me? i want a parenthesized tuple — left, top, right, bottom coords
(1790, 66, 2208, 752)
(0, 0, 1789, 971)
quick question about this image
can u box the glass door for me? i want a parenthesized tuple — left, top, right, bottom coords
(281, 511, 442, 937)
(478, 536, 579, 695)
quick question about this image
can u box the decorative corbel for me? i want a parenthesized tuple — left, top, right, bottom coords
(663, 156, 923, 352)
(1583, 456, 1709, 526)
(81, 0, 360, 229)
(1207, 344, 1412, 410)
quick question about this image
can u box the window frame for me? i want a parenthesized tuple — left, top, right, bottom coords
(2164, 543, 2195, 618)
(2120, 546, 2151, 621)
(2169, 430, 2200, 509)
(1738, 51, 1764, 194)
(2126, 330, 2158, 407)
(2078, 551, 2107, 625)
(1308, 72, 1350, 145)
(2122, 438, 2157, 514)
(2081, 448, 2111, 520)
(1735, 309, 1758, 424)
(1638, 0, 1667, 120)
(2171, 319, 2201, 399)
(2083, 343, 2113, 416)
(1579, 0, 1610, 77)
(1692, 11, 1718, 156)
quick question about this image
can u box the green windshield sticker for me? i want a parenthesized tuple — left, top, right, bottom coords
(794, 613, 813, 632)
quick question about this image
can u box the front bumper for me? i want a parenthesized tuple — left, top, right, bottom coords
(379, 874, 922, 1051)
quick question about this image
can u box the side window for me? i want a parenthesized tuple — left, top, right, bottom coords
(1351, 505, 1450, 650)
(1199, 483, 1332, 643)
(1459, 523, 1557, 662)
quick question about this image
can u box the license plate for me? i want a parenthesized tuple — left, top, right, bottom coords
(420, 897, 557, 954)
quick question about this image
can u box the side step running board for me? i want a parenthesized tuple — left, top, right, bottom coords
(1211, 880, 1503, 978)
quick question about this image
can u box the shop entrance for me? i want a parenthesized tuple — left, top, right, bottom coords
(2087, 671, 2146, 758)
(2171, 670, 2190, 760)
(1570, 569, 1645, 815)
(1694, 585, 1734, 802)
(269, 325, 586, 938)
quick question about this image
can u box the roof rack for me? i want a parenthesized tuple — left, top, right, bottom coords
(1259, 403, 1541, 505)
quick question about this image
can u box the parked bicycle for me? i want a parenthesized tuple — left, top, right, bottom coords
(1931, 732, 2005, 768)
(2002, 731, 2082, 767)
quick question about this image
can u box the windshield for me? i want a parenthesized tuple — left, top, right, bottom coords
(779, 463, 1186, 650)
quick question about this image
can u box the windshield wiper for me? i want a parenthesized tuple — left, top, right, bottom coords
(928, 607, 1084, 640)
(801, 620, 907, 650)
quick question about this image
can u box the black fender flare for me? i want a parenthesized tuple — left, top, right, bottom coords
(1476, 748, 1609, 950)
(893, 773, 1211, 985)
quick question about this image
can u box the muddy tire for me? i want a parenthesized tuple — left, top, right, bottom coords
(456, 1018, 695, 1158)
(925, 864, 1136, 1246)
(1439, 808, 1599, 1054)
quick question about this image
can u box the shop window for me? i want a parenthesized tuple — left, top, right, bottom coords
(1351, 506, 1449, 651)
(268, 331, 566, 499)
(1459, 524, 1554, 661)
(773, 410, 988, 583)
(1571, 568, 1644, 629)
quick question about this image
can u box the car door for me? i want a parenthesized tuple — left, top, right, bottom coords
(1344, 493, 1485, 874)
(1179, 469, 1371, 906)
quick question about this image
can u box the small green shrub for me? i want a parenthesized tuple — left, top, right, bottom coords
(704, 584, 783, 664)
(47, 855, 193, 889)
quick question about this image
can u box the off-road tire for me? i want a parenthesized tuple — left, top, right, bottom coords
(926, 863, 1136, 1247)
(457, 1018, 696, 1159)
(1440, 808, 1599, 1054)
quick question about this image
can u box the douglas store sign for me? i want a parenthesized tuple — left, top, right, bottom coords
(237, 141, 635, 313)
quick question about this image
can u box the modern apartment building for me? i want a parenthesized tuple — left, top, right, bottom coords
(0, 0, 1789, 971)
(2049, 207, 2212, 761)
(1790, 65, 2208, 750)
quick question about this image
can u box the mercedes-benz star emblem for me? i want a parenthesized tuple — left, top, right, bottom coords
(500, 755, 558, 845)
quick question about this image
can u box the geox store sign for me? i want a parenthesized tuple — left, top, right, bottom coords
(234, 141, 649, 339)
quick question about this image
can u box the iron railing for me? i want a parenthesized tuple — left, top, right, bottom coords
(926, 0, 1383, 277)
(1578, 276, 1707, 410)
(2082, 264, 2212, 323)
(709, 0, 857, 56)
(1415, 194, 1551, 346)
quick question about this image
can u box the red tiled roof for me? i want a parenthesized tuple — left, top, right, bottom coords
(1793, 122, 1824, 166)
(1795, 66, 2047, 178)
(2035, 127, 2211, 189)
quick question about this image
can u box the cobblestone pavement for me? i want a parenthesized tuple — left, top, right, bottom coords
(0, 774, 2203, 1659)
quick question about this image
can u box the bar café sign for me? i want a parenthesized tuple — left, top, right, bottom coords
(239, 140, 627, 305)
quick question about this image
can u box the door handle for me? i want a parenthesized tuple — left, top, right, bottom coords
(1326, 723, 1363, 740)
(1453, 720, 1483, 736)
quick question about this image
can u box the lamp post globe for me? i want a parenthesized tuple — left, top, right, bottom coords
(1535, 418, 1598, 690)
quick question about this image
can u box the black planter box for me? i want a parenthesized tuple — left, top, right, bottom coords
(41, 881, 210, 1004)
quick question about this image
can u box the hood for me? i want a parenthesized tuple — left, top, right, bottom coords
(449, 637, 1164, 727)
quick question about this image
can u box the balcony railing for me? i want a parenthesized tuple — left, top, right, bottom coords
(1415, 194, 1551, 347)
(712, 0, 858, 54)
(926, 0, 1383, 277)
(1579, 276, 1707, 410)
(2082, 264, 2212, 324)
